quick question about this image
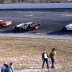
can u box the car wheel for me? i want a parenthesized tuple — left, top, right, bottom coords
(26, 25, 31, 31)
(62, 27, 67, 31)
(14, 28, 18, 31)
(0, 25, 3, 29)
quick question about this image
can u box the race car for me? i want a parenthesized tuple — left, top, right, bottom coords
(62, 23, 72, 31)
(0, 20, 12, 28)
(13, 22, 40, 31)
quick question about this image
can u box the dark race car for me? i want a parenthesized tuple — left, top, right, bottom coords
(13, 22, 40, 32)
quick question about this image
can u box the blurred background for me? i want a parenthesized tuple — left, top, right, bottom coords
(0, 0, 72, 4)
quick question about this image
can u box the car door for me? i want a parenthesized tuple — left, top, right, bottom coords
(23, 24, 29, 30)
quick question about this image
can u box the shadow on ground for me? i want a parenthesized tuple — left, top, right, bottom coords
(1, 28, 37, 34)
(47, 30, 72, 35)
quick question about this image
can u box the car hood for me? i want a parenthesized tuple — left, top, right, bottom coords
(16, 23, 24, 27)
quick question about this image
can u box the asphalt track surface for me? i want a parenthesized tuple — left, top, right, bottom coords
(0, 10, 72, 38)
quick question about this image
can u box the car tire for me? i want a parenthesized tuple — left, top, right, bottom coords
(0, 25, 3, 29)
(62, 27, 67, 31)
(26, 25, 31, 31)
(14, 28, 18, 31)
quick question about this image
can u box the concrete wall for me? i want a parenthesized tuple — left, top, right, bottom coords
(0, 3, 72, 9)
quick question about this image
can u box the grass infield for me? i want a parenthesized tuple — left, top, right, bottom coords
(0, 37, 72, 72)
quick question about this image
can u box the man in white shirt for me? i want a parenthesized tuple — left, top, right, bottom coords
(42, 49, 49, 69)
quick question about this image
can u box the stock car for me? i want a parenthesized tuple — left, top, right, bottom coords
(13, 22, 40, 31)
(62, 23, 72, 31)
(0, 20, 12, 28)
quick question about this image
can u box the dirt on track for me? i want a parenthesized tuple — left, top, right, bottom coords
(0, 37, 72, 72)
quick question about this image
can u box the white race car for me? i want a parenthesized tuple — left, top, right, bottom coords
(13, 22, 40, 32)
(62, 24, 72, 31)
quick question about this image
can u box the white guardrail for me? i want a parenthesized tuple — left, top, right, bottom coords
(0, 3, 72, 9)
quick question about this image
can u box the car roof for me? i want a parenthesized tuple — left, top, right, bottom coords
(17, 23, 24, 27)
(65, 24, 72, 27)
(16, 22, 33, 27)
(26, 22, 33, 24)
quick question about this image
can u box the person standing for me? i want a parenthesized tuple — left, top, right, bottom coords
(42, 49, 49, 69)
(9, 62, 14, 72)
(49, 48, 56, 68)
(4, 64, 10, 72)
(1, 63, 6, 72)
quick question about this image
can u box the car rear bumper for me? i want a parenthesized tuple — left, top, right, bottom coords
(3, 21, 12, 26)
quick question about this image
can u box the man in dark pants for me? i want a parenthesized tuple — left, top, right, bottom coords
(42, 49, 49, 69)
(50, 48, 56, 68)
